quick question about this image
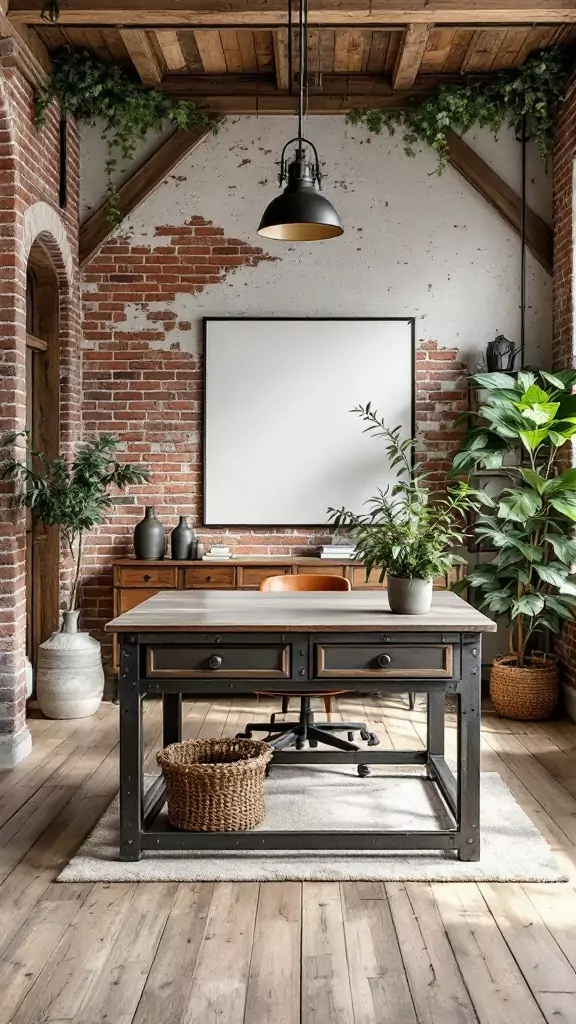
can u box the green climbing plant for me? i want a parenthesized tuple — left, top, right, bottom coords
(36, 47, 219, 226)
(348, 45, 575, 170)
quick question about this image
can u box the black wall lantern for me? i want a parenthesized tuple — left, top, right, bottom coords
(258, 0, 343, 242)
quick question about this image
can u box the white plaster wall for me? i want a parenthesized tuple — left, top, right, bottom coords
(81, 115, 552, 368)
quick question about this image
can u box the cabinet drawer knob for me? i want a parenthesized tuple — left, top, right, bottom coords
(143, 574, 151, 582)
(208, 655, 223, 670)
(206, 575, 212, 581)
(378, 653, 392, 668)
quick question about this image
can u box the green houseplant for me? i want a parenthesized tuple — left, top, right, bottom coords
(0, 432, 149, 718)
(450, 368, 576, 719)
(328, 404, 474, 614)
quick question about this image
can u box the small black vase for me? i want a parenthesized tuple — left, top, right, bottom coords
(134, 506, 165, 560)
(170, 516, 196, 560)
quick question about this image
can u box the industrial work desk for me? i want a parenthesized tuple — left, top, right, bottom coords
(106, 589, 496, 862)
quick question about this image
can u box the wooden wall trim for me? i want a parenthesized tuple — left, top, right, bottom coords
(79, 120, 221, 266)
(446, 130, 553, 276)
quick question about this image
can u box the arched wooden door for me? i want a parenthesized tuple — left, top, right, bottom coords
(25, 242, 60, 665)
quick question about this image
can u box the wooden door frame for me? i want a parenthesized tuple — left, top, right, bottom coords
(25, 242, 61, 663)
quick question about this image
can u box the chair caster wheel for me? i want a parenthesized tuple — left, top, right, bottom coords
(357, 764, 371, 778)
(348, 731, 355, 742)
(360, 729, 370, 741)
(265, 764, 272, 777)
(367, 733, 380, 747)
(295, 737, 305, 750)
(235, 731, 251, 739)
(309, 738, 318, 747)
(270, 713, 276, 725)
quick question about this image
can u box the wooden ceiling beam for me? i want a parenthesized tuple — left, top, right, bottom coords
(9, 2, 576, 27)
(272, 29, 289, 90)
(393, 23, 431, 89)
(80, 120, 221, 264)
(155, 28, 186, 69)
(119, 27, 163, 83)
(446, 130, 552, 274)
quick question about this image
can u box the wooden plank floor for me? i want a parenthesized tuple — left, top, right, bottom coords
(2, 695, 576, 1023)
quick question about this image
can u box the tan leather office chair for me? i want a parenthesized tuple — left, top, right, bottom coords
(236, 573, 380, 775)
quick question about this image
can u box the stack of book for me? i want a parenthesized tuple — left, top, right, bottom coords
(202, 545, 231, 560)
(319, 544, 357, 560)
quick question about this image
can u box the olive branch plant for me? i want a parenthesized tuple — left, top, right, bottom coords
(0, 433, 149, 615)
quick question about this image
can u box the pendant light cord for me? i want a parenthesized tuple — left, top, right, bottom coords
(520, 114, 527, 369)
(297, 0, 308, 144)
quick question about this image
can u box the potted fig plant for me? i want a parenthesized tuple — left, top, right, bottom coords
(328, 404, 475, 614)
(0, 432, 148, 719)
(450, 369, 576, 719)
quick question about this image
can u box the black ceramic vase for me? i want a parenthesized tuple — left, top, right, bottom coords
(171, 516, 196, 560)
(134, 506, 165, 560)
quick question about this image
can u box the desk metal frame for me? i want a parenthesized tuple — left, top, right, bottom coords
(118, 629, 481, 862)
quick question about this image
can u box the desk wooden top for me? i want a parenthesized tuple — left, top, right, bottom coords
(105, 589, 496, 634)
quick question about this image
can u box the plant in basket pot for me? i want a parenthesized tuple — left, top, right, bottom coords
(450, 369, 576, 720)
(328, 404, 475, 615)
(0, 432, 148, 719)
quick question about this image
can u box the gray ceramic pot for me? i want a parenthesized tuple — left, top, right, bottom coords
(170, 516, 196, 560)
(388, 576, 433, 615)
(133, 506, 165, 560)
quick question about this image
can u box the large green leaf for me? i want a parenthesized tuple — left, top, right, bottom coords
(549, 494, 576, 521)
(546, 535, 576, 565)
(540, 370, 567, 390)
(519, 428, 549, 452)
(473, 372, 518, 392)
(534, 563, 568, 587)
(513, 593, 545, 616)
(520, 402, 560, 426)
(519, 383, 549, 405)
(497, 489, 542, 523)
(519, 467, 547, 494)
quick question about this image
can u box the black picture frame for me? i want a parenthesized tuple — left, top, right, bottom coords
(202, 316, 417, 529)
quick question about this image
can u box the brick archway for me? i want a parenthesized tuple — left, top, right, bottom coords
(0, 199, 76, 767)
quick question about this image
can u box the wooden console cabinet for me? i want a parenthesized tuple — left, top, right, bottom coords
(112, 557, 464, 673)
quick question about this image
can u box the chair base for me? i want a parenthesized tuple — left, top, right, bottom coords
(237, 696, 380, 776)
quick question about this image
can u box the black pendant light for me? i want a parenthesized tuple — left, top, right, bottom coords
(258, 0, 343, 241)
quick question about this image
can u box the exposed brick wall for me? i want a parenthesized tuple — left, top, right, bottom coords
(0, 45, 81, 764)
(81, 221, 467, 656)
(553, 72, 576, 691)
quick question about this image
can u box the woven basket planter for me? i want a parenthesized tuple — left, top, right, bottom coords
(490, 654, 558, 721)
(156, 737, 273, 832)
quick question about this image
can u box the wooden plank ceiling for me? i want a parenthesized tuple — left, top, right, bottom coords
(7, 2, 576, 112)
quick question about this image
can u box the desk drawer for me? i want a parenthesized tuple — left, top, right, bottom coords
(146, 643, 290, 679)
(315, 643, 454, 679)
(119, 565, 177, 588)
(183, 566, 235, 588)
(239, 566, 290, 588)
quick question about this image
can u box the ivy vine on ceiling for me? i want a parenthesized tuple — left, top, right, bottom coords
(36, 47, 219, 226)
(348, 46, 575, 170)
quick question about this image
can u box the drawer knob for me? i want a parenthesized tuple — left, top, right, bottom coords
(143, 574, 152, 582)
(208, 655, 223, 670)
(378, 653, 392, 668)
(206, 575, 212, 581)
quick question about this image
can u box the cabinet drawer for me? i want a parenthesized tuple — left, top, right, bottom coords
(239, 566, 290, 588)
(351, 567, 384, 588)
(315, 643, 454, 678)
(120, 588, 160, 613)
(296, 564, 345, 576)
(119, 566, 177, 588)
(183, 566, 236, 588)
(146, 643, 290, 679)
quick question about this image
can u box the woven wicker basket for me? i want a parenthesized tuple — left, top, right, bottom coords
(490, 654, 558, 721)
(156, 737, 273, 832)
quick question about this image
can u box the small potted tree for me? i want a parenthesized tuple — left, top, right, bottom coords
(450, 369, 576, 719)
(328, 404, 474, 614)
(0, 432, 148, 719)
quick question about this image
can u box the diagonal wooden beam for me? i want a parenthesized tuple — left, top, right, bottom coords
(119, 28, 163, 84)
(272, 29, 289, 91)
(155, 29, 186, 70)
(393, 23, 431, 90)
(446, 129, 552, 275)
(0, 5, 51, 79)
(79, 120, 221, 265)
(8, 2, 576, 27)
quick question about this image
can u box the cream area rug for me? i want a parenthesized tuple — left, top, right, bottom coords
(59, 767, 566, 883)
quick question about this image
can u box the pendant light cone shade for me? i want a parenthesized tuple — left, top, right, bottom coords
(258, 151, 343, 241)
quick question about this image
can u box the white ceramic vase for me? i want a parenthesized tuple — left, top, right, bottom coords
(36, 610, 105, 719)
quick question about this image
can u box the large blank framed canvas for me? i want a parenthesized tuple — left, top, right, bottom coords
(203, 317, 415, 526)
